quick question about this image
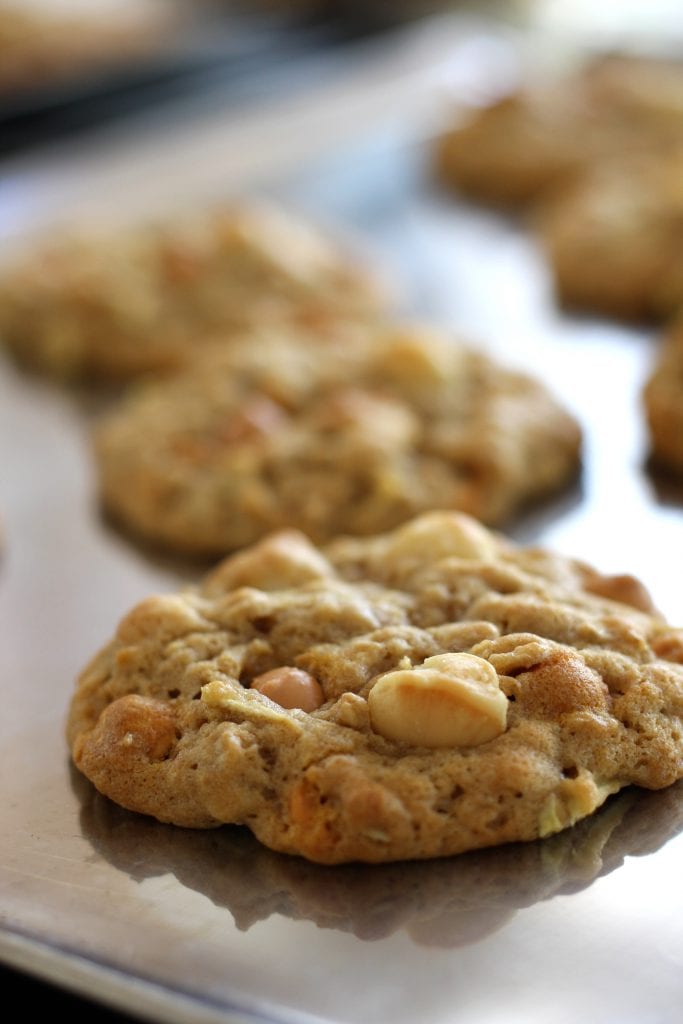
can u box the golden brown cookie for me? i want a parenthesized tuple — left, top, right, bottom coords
(435, 54, 683, 210)
(434, 87, 604, 208)
(0, 202, 386, 380)
(643, 318, 683, 472)
(92, 324, 581, 555)
(67, 510, 683, 864)
(0, 1, 179, 95)
(535, 153, 683, 320)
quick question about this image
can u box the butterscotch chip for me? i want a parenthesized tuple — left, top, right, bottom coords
(435, 53, 683, 210)
(0, 202, 386, 380)
(535, 153, 683, 321)
(93, 325, 581, 555)
(67, 510, 683, 864)
(251, 667, 325, 712)
(643, 318, 683, 473)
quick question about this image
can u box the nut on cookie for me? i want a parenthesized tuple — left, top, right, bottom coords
(67, 511, 683, 864)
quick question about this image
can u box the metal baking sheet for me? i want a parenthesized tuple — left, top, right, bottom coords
(1, 13, 682, 1024)
(0, 3, 383, 156)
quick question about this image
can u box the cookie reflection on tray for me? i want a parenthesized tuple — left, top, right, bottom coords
(75, 774, 683, 949)
(644, 456, 683, 511)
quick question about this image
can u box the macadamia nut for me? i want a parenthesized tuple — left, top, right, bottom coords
(205, 530, 333, 593)
(382, 511, 497, 566)
(368, 652, 507, 748)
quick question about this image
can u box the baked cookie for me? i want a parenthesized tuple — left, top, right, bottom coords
(434, 87, 608, 208)
(67, 509, 683, 864)
(434, 54, 683, 209)
(0, 202, 386, 380)
(584, 53, 683, 138)
(0, 0, 179, 96)
(643, 318, 683, 473)
(93, 325, 581, 555)
(536, 153, 683, 320)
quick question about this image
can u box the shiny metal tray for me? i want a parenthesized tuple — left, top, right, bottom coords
(1, 14, 682, 1024)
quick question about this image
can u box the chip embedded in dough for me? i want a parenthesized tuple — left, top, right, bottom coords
(67, 510, 683, 864)
(92, 324, 581, 555)
(0, 202, 387, 379)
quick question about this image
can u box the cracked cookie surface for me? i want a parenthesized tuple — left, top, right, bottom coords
(93, 325, 581, 555)
(67, 511, 683, 864)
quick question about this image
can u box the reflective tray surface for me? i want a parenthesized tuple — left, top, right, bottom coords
(1, 14, 682, 1024)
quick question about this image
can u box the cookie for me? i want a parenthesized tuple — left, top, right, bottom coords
(536, 153, 683, 320)
(583, 53, 683, 138)
(0, 202, 386, 380)
(0, 1, 178, 95)
(434, 54, 683, 209)
(66, 509, 683, 864)
(643, 318, 683, 473)
(93, 324, 581, 555)
(434, 87, 606, 208)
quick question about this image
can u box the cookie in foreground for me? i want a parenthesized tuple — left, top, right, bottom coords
(93, 324, 581, 555)
(67, 511, 683, 864)
(0, 201, 386, 380)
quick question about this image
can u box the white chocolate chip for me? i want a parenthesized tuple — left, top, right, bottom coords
(383, 511, 496, 566)
(368, 652, 507, 748)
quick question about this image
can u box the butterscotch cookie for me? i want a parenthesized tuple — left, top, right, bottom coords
(0, 0, 179, 95)
(0, 202, 386, 380)
(643, 318, 683, 472)
(67, 510, 683, 864)
(435, 87, 607, 208)
(584, 53, 683, 137)
(93, 325, 581, 555)
(435, 54, 683, 209)
(536, 153, 683, 320)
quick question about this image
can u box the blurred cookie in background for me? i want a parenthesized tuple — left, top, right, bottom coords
(535, 152, 683, 321)
(643, 317, 683, 476)
(0, 201, 390, 381)
(0, 0, 186, 98)
(93, 324, 582, 557)
(434, 53, 683, 211)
